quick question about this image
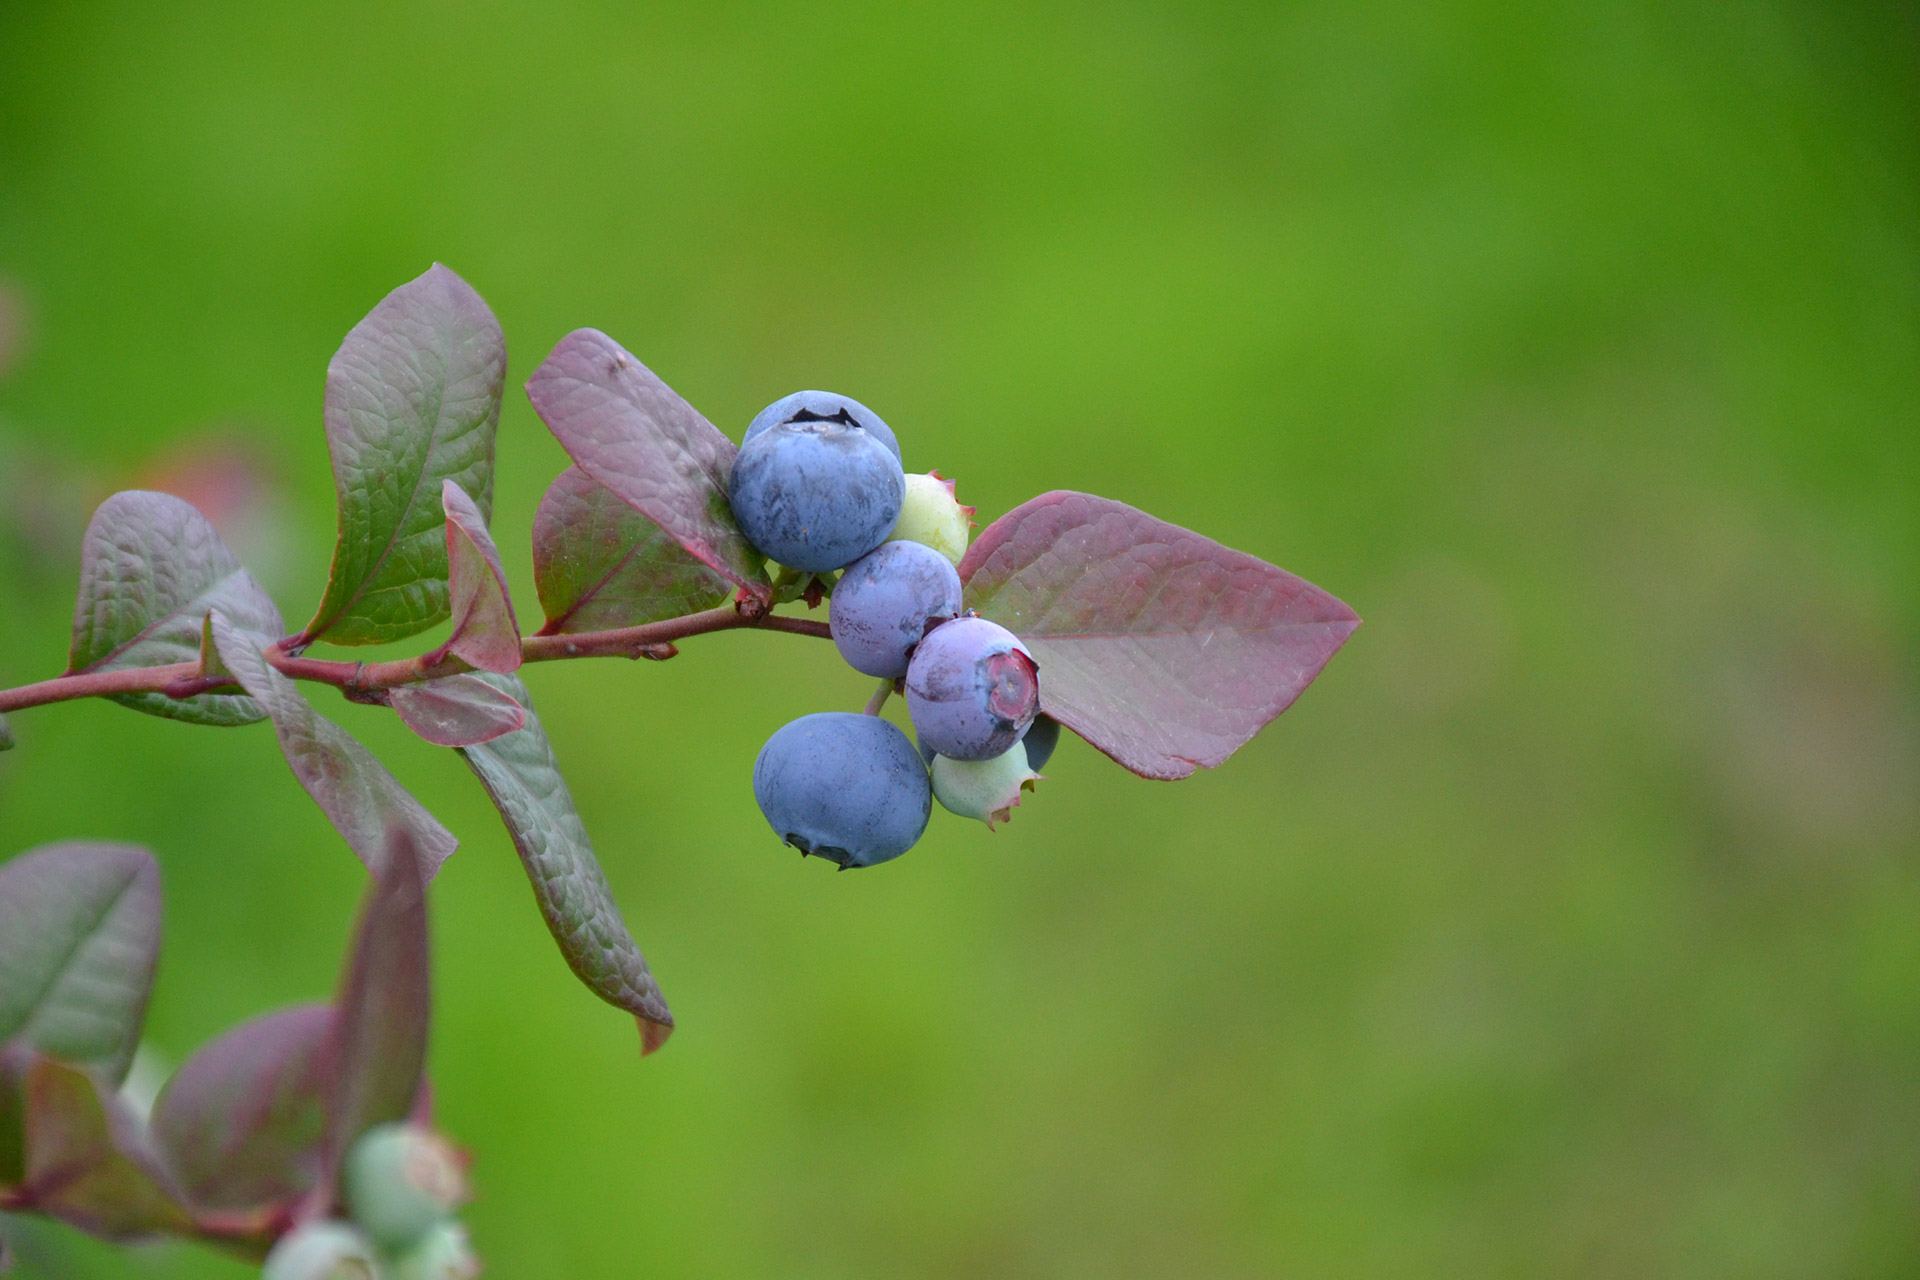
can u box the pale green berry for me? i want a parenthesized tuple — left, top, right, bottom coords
(344, 1123, 468, 1253)
(262, 1220, 381, 1280)
(931, 739, 1043, 829)
(886, 471, 974, 566)
(385, 1221, 480, 1280)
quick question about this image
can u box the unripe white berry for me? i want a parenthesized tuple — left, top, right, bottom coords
(931, 739, 1043, 829)
(385, 1220, 480, 1280)
(262, 1220, 381, 1280)
(886, 472, 974, 566)
(344, 1123, 468, 1253)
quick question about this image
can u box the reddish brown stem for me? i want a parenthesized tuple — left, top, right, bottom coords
(0, 606, 833, 715)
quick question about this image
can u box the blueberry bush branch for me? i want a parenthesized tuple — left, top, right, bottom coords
(0, 601, 831, 715)
(0, 263, 1355, 1270)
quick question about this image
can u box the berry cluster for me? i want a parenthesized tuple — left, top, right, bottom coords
(263, 1123, 477, 1280)
(735, 392, 1055, 869)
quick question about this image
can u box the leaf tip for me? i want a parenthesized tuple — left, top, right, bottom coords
(638, 1016, 674, 1057)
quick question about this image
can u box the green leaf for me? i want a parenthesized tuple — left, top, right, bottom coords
(301, 264, 507, 647)
(66, 490, 282, 726)
(209, 614, 458, 880)
(149, 1004, 331, 1214)
(0, 843, 161, 1087)
(16, 1055, 191, 1240)
(457, 674, 673, 1053)
(531, 465, 733, 635)
(0, 713, 12, 751)
(324, 831, 430, 1173)
(434, 480, 520, 672)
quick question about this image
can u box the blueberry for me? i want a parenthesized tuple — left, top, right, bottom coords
(753, 712, 932, 868)
(262, 1220, 380, 1280)
(746, 390, 901, 463)
(905, 616, 1039, 762)
(387, 1221, 481, 1280)
(344, 1122, 467, 1253)
(729, 408, 905, 573)
(886, 471, 974, 566)
(830, 541, 964, 678)
(1019, 713, 1061, 770)
(931, 739, 1043, 829)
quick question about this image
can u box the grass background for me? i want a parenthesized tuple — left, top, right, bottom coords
(1, 1, 1917, 1275)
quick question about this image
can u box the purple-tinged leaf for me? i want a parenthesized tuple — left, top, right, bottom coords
(432, 481, 520, 673)
(16, 1055, 190, 1240)
(1, 1045, 27, 1188)
(209, 614, 457, 880)
(532, 465, 734, 635)
(66, 491, 282, 727)
(959, 491, 1359, 780)
(149, 1005, 331, 1214)
(301, 265, 507, 648)
(323, 831, 429, 1178)
(388, 675, 526, 748)
(0, 843, 161, 1087)
(457, 674, 672, 1054)
(525, 330, 768, 604)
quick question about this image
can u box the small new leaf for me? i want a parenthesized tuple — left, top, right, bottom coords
(18, 1055, 191, 1240)
(433, 480, 520, 673)
(0, 842, 161, 1086)
(150, 1004, 331, 1214)
(960, 491, 1359, 780)
(0, 713, 12, 751)
(525, 329, 768, 604)
(67, 491, 281, 726)
(301, 264, 507, 647)
(457, 674, 673, 1053)
(388, 674, 526, 748)
(323, 831, 430, 1179)
(209, 614, 458, 880)
(532, 465, 734, 635)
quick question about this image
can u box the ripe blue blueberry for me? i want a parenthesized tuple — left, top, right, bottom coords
(753, 712, 932, 868)
(729, 403, 905, 573)
(746, 390, 901, 463)
(830, 541, 964, 678)
(1019, 714, 1061, 770)
(905, 616, 1039, 762)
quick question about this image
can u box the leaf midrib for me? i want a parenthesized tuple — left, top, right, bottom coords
(5, 863, 143, 1057)
(314, 339, 455, 640)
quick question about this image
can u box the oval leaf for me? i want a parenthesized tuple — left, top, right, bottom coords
(67, 491, 282, 726)
(0, 842, 161, 1086)
(18, 1055, 191, 1240)
(209, 614, 458, 880)
(960, 491, 1359, 780)
(525, 330, 767, 603)
(532, 465, 734, 635)
(388, 674, 526, 748)
(434, 480, 521, 673)
(457, 674, 672, 1053)
(301, 264, 507, 647)
(150, 1004, 331, 1214)
(323, 831, 429, 1178)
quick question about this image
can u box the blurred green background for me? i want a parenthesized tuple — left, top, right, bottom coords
(2, 1, 1917, 1275)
